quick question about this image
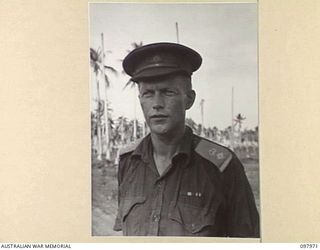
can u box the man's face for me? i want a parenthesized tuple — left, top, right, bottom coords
(138, 74, 195, 137)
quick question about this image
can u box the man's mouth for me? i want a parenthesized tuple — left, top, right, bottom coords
(150, 114, 168, 119)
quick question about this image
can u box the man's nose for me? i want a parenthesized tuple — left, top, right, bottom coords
(152, 92, 164, 110)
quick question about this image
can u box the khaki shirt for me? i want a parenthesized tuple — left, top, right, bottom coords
(114, 127, 259, 237)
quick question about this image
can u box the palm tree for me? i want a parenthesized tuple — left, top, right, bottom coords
(234, 113, 246, 131)
(212, 126, 218, 141)
(186, 118, 198, 132)
(91, 112, 98, 157)
(122, 42, 144, 140)
(90, 48, 117, 87)
(199, 99, 205, 136)
(234, 113, 246, 143)
(90, 48, 103, 160)
(122, 42, 143, 85)
(90, 43, 117, 160)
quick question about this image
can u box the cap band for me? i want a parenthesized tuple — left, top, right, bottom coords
(133, 63, 179, 76)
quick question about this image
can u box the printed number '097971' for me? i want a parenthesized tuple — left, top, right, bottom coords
(300, 244, 318, 248)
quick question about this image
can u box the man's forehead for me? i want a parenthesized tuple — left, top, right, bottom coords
(139, 80, 180, 90)
(138, 75, 187, 89)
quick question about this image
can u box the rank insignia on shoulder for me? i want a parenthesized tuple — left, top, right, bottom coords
(119, 137, 143, 156)
(194, 138, 233, 172)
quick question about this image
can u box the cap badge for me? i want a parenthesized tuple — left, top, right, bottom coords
(152, 55, 161, 62)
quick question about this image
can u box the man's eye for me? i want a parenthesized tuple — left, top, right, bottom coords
(164, 90, 177, 96)
(142, 91, 153, 97)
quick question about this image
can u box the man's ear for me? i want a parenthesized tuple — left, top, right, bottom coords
(185, 90, 196, 110)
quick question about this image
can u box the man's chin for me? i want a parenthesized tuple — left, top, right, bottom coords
(149, 124, 169, 135)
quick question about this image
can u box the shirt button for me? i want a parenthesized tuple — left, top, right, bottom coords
(153, 214, 160, 222)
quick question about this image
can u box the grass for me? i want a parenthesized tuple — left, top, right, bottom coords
(91, 160, 121, 236)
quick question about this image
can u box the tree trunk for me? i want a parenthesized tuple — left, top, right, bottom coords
(101, 33, 110, 160)
(95, 73, 102, 161)
(133, 85, 137, 140)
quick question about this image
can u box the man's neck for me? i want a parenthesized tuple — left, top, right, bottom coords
(151, 125, 186, 159)
(151, 125, 186, 176)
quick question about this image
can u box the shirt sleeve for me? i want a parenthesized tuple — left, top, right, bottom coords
(222, 154, 260, 238)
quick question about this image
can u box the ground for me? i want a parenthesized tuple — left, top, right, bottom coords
(91, 158, 260, 236)
(91, 159, 122, 236)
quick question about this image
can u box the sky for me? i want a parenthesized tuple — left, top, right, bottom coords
(89, 3, 258, 130)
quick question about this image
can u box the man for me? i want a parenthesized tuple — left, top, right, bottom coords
(113, 42, 259, 237)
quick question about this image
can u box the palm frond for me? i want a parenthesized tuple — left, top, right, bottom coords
(104, 65, 118, 76)
(132, 42, 143, 49)
(96, 47, 102, 56)
(108, 117, 114, 124)
(123, 79, 136, 90)
(104, 74, 110, 88)
(90, 48, 99, 61)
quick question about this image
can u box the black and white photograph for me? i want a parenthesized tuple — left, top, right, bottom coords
(90, 3, 259, 237)
(3, 0, 320, 244)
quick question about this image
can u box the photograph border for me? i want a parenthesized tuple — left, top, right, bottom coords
(0, 0, 320, 243)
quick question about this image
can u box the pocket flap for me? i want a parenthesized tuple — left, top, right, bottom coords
(169, 202, 216, 234)
(120, 196, 146, 222)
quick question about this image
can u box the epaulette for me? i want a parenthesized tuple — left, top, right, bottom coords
(119, 138, 143, 156)
(194, 138, 233, 172)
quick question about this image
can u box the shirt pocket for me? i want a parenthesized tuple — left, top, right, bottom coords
(120, 196, 145, 221)
(119, 196, 146, 235)
(168, 201, 218, 235)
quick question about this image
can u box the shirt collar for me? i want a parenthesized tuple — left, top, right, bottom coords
(131, 126, 194, 165)
(131, 133, 152, 163)
(174, 126, 193, 159)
